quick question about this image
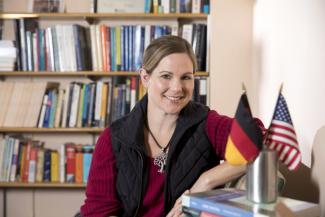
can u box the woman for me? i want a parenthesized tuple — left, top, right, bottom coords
(80, 35, 257, 217)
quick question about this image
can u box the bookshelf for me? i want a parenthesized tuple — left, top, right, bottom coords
(0, 127, 104, 133)
(0, 71, 209, 77)
(0, 12, 208, 19)
(0, 182, 85, 188)
(0, 4, 209, 217)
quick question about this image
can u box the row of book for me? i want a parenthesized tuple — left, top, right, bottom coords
(0, 135, 94, 183)
(0, 77, 208, 127)
(14, 18, 207, 72)
(144, 0, 210, 14)
(94, 0, 209, 14)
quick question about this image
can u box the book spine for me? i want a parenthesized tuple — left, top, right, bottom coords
(65, 144, 76, 183)
(28, 147, 38, 183)
(43, 149, 51, 182)
(182, 195, 253, 217)
(50, 151, 59, 182)
(9, 139, 20, 182)
(35, 148, 44, 182)
(82, 146, 93, 183)
(59, 144, 66, 183)
(75, 146, 83, 184)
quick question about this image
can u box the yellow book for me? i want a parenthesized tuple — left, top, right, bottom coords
(35, 148, 44, 182)
(115, 26, 121, 70)
(50, 151, 59, 182)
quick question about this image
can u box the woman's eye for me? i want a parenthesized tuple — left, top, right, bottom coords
(182, 76, 193, 80)
(161, 74, 171, 79)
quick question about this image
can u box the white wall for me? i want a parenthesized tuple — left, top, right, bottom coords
(209, 0, 254, 116)
(253, 0, 325, 166)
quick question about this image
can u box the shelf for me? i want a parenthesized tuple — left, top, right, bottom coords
(0, 71, 209, 77)
(0, 12, 208, 20)
(0, 127, 104, 133)
(0, 182, 85, 188)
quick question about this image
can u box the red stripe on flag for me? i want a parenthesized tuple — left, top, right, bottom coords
(266, 138, 297, 149)
(268, 131, 298, 144)
(286, 151, 300, 168)
(270, 123, 296, 135)
(282, 146, 294, 162)
(229, 120, 260, 161)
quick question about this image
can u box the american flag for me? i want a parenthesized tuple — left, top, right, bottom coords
(265, 93, 301, 170)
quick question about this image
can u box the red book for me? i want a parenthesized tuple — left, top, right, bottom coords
(22, 141, 32, 182)
(65, 143, 76, 183)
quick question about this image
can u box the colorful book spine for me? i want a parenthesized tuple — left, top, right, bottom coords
(82, 145, 93, 183)
(65, 144, 76, 183)
(51, 150, 59, 182)
(43, 149, 51, 182)
(75, 145, 83, 184)
(28, 146, 38, 183)
(182, 192, 259, 217)
(36, 148, 44, 182)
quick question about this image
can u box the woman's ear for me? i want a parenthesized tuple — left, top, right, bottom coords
(139, 68, 150, 88)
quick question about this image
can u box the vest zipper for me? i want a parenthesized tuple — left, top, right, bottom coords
(134, 149, 143, 217)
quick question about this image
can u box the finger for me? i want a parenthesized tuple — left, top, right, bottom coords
(166, 206, 177, 217)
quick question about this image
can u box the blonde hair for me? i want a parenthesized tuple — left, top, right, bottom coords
(142, 35, 197, 74)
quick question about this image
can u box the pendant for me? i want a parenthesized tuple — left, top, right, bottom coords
(154, 150, 168, 173)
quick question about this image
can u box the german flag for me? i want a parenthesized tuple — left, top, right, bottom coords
(225, 93, 263, 165)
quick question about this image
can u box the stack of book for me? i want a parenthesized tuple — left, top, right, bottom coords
(0, 40, 16, 71)
(182, 188, 319, 217)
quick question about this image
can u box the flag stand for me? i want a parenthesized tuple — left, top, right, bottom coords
(246, 149, 278, 203)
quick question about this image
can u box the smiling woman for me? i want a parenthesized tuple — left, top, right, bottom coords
(80, 35, 257, 217)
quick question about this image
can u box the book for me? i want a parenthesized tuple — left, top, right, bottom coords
(65, 143, 76, 183)
(82, 145, 93, 183)
(97, 0, 145, 13)
(182, 188, 319, 217)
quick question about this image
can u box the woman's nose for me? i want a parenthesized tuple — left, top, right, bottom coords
(170, 79, 182, 91)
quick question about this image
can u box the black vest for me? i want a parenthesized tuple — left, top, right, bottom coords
(110, 96, 220, 216)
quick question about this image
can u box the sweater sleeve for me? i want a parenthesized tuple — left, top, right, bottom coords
(80, 128, 122, 217)
(205, 110, 266, 160)
(205, 110, 233, 160)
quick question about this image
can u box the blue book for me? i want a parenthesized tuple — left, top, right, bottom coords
(110, 27, 116, 71)
(182, 189, 319, 217)
(43, 90, 52, 128)
(82, 84, 90, 127)
(144, 0, 151, 13)
(38, 29, 46, 71)
(72, 25, 83, 71)
(120, 26, 125, 71)
(82, 145, 94, 183)
(129, 26, 134, 71)
(124, 26, 129, 72)
(43, 149, 51, 182)
(49, 89, 57, 128)
(87, 83, 95, 127)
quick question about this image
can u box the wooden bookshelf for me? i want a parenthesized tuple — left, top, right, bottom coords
(0, 71, 209, 77)
(0, 12, 208, 20)
(0, 127, 104, 133)
(0, 182, 85, 188)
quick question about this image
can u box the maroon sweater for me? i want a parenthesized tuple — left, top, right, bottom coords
(81, 110, 233, 217)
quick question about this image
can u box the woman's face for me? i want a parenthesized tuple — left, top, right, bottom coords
(141, 53, 195, 115)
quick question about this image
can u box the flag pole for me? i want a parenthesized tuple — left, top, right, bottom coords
(242, 82, 247, 93)
(263, 83, 284, 146)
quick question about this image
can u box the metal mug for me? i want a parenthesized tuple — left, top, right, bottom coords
(246, 149, 278, 203)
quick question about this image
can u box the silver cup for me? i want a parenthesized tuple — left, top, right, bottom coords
(246, 149, 278, 203)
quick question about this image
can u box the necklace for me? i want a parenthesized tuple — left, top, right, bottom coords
(146, 123, 171, 173)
